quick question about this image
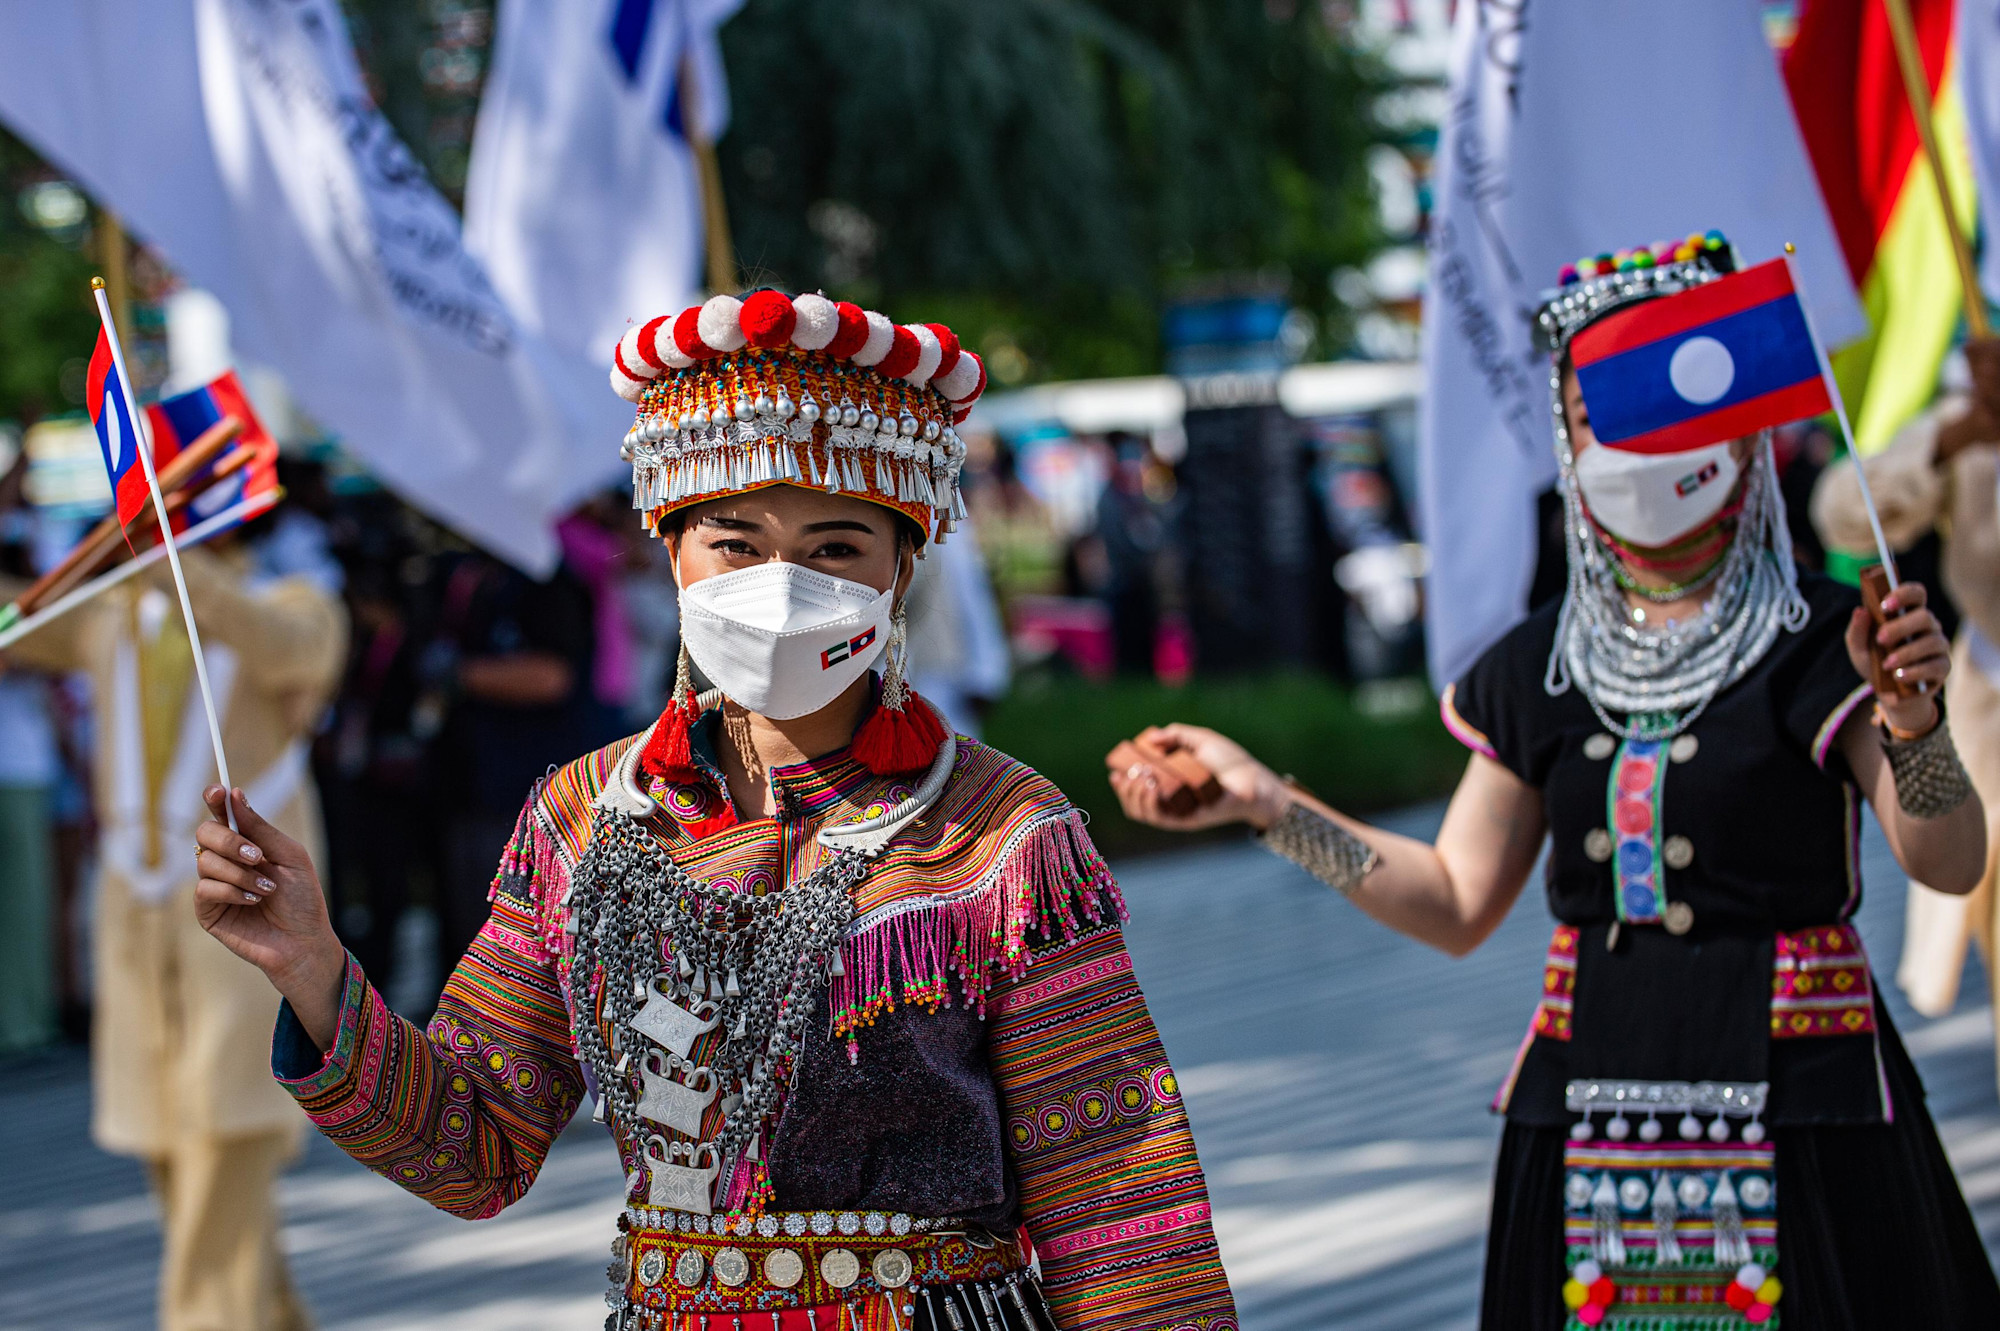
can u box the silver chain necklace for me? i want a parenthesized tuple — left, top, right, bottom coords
(1544, 372, 1809, 741)
(570, 806, 871, 1197)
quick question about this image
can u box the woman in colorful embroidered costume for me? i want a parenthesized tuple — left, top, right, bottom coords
(1115, 236, 2000, 1329)
(191, 292, 1238, 1331)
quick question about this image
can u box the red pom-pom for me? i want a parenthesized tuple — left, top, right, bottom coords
(634, 315, 672, 370)
(926, 323, 961, 376)
(673, 308, 715, 360)
(740, 290, 796, 348)
(878, 326, 922, 379)
(1724, 1283, 1755, 1311)
(639, 695, 701, 780)
(613, 340, 645, 383)
(826, 302, 871, 359)
(851, 692, 948, 775)
(1587, 1278, 1614, 1307)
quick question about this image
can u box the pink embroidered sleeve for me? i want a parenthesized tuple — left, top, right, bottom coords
(275, 799, 586, 1219)
(987, 850, 1238, 1330)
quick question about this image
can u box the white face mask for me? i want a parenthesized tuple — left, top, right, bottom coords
(677, 562, 892, 720)
(1572, 441, 1739, 548)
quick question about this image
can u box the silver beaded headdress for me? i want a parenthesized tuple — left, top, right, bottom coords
(1535, 232, 1811, 740)
(608, 292, 988, 545)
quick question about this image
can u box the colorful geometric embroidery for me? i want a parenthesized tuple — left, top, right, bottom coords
(1562, 1139, 1779, 1329)
(1771, 923, 1876, 1038)
(989, 927, 1227, 1329)
(1008, 1062, 1181, 1152)
(1563, 1142, 1778, 1265)
(1534, 925, 1579, 1041)
(1607, 737, 1669, 924)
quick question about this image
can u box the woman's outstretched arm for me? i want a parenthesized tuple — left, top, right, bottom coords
(195, 784, 585, 1218)
(1110, 728, 1546, 956)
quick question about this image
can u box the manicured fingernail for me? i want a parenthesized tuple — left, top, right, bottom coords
(242, 891, 259, 903)
(1895, 667, 1906, 678)
(256, 876, 275, 892)
(239, 844, 262, 863)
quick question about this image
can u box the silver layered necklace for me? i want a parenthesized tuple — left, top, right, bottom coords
(566, 711, 959, 1213)
(571, 804, 869, 1198)
(1544, 380, 1809, 741)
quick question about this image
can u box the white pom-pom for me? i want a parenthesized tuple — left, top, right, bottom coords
(697, 295, 746, 353)
(904, 324, 942, 386)
(934, 352, 981, 401)
(618, 327, 660, 379)
(791, 294, 839, 350)
(642, 315, 694, 370)
(852, 311, 895, 366)
(610, 362, 648, 403)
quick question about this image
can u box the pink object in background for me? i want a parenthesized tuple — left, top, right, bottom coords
(557, 514, 636, 708)
(1153, 614, 1194, 686)
(1009, 595, 1114, 679)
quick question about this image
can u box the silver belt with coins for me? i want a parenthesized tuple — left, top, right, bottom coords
(606, 1208, 1054, 1331)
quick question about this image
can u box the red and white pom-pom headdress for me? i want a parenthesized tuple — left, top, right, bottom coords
(610, 290, 987, 543)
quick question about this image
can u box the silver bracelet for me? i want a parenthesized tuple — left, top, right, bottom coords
(1259, 799, 1379, 896)
(1882, 720, 1975, 820)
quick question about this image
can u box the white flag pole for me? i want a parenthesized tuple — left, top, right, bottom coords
(1782, 247, 1899, 586)
(90, 276, 238, 830)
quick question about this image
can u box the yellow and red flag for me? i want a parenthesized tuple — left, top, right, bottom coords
(1785, 0, 1977, 454)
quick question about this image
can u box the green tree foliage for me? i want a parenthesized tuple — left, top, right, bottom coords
(720, 0, 1385, 383)
(0, 127, 99, 425)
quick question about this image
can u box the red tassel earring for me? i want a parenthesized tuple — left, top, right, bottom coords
(639, 641, 702, 781)
(851, 603, 947, 775)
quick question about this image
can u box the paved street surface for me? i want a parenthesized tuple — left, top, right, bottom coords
(5, 805, 1999, 1329)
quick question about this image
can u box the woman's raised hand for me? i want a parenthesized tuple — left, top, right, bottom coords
(194, 785, 348, 1049)
(1845, 580, 1951, 735)
(1108, 723, 1291, 832)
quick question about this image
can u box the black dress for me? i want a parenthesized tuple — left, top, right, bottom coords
(1446, 574, 2000, 1330)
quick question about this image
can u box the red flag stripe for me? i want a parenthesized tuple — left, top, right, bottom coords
(1593, 380, 1835, 456)
(85, 331, 115, 425)
(1783, 0, 1954, 286)
(1570, 261, 1800, 366)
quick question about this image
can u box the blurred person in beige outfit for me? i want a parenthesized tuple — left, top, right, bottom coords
(7, 540, 344, 1331)
(1812, 338, 2000, 1045)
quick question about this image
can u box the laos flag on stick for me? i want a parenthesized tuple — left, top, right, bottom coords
(84, 328, 151, 529)
(146, 371, 281, 534)
(1572, 259, 1832, 454)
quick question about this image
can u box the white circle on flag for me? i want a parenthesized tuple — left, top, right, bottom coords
(102, 388, 125, 470)
(1668, 336, 1735, 405)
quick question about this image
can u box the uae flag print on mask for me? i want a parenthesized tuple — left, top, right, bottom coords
(1572, 259, 1833, 455)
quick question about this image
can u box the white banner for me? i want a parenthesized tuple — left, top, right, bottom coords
(1419, 0, 1864, 686)
(1961, 0, 2000, 306)
(464, 0, 742, 373)
(0, 0, 630, 574)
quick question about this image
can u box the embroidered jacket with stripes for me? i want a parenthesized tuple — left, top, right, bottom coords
(275, 724, 1237, 1331)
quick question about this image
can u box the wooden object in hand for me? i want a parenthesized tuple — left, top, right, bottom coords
(1859, 564, 1918, 699)
(1106, 735, 1223, 817)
